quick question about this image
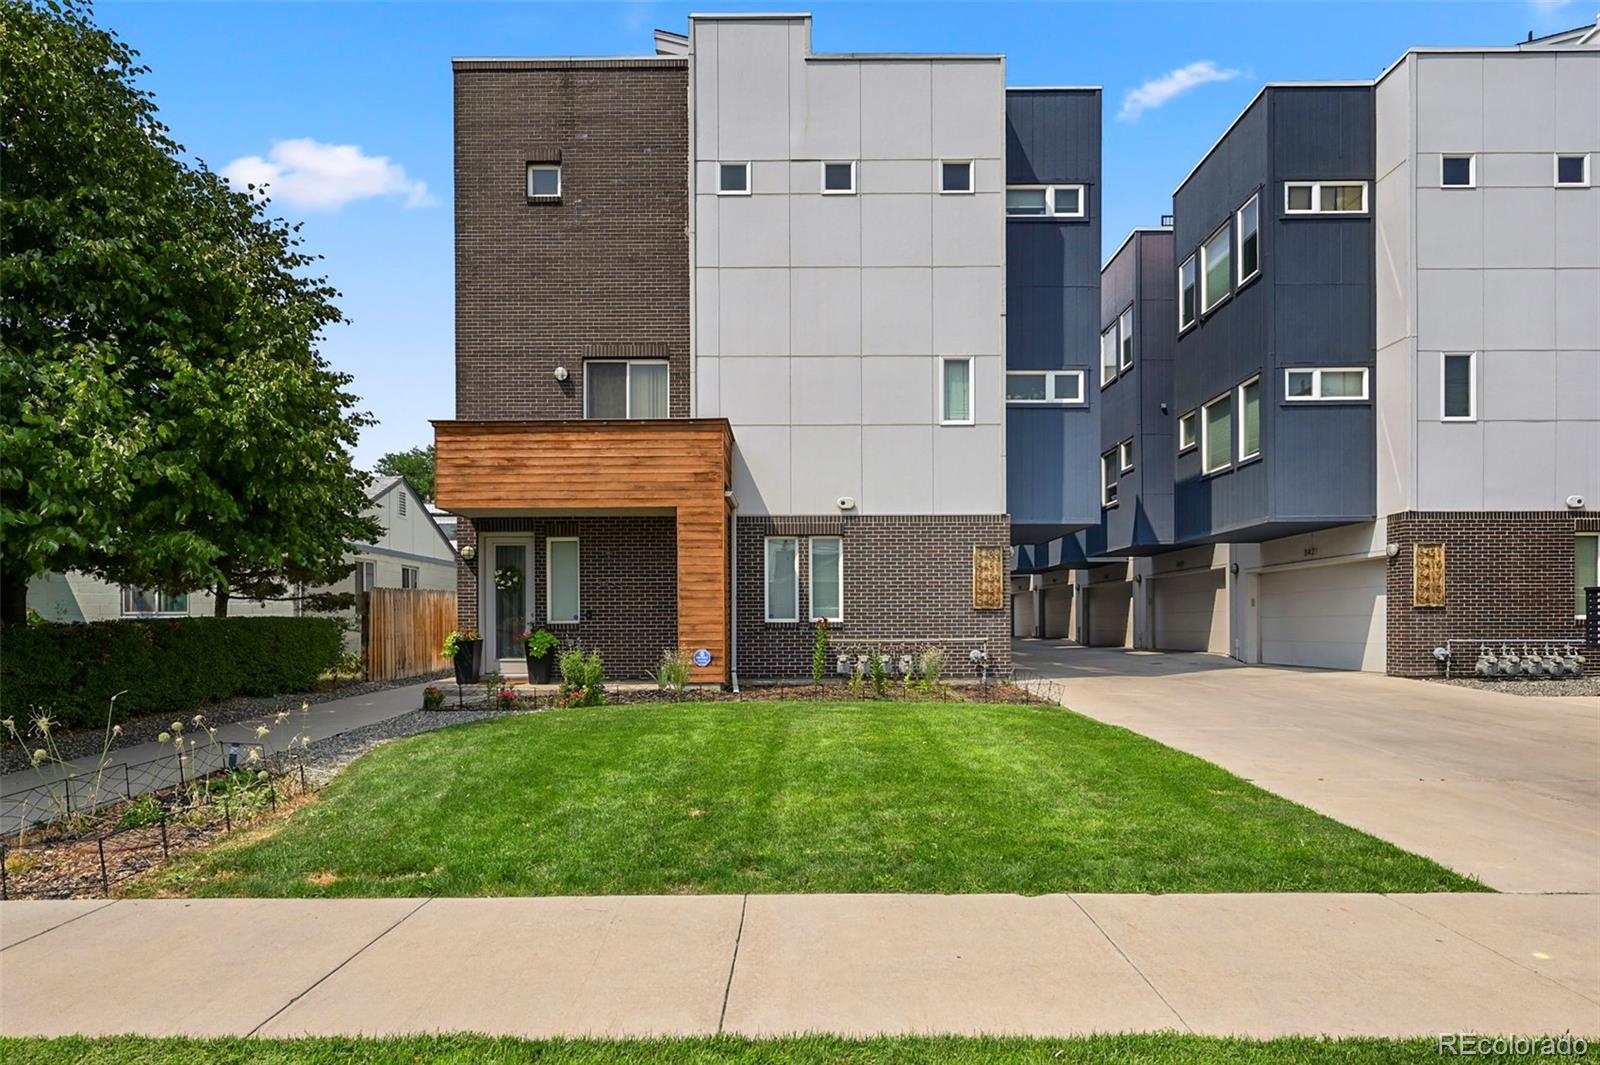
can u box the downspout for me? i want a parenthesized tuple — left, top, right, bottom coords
(728, 491, 740, 692)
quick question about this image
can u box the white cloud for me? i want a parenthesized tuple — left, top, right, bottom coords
(222, 138, 436, 211)
(1118, 61, 1242, 123)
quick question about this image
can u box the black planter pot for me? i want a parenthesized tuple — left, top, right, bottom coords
(526, 651, 555, 684)
(453, 639, 483, 686)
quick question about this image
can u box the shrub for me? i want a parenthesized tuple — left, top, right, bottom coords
(558, 649, 607, 707)
(918, 646, 945, 688)
(811, 621, 829, 686)
(422, 686, 445, 711)
(0, 617, 345, 729)
(868, 651, 888, 697)
(654, 649, 691, 697)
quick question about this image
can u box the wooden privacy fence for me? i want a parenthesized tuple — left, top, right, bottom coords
(363, 588, 457, 681)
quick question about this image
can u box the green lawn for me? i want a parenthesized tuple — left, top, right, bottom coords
(0, 1035, 1542, 1065)
(132, 701, 1483, 896)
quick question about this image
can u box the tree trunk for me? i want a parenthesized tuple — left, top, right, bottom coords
(213, 580, 230, 618)
(1, 565, 29, 627)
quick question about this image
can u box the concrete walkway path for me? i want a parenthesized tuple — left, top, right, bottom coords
(2, 893, 1596, 1039)
(1013, 642, 1600, 894)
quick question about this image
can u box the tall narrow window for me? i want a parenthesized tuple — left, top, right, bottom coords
(1237, 194, 1260, 284)
(941, 357, 973, 424)
(1118, 438, 1134, 473)
(1202, 394, 1233, 474)
(1239, 377, 1261, 461)
(1101, 451, 1118, 507)
(1201, 225, 1231, 313)
(719, 162, 750, 195)
(1179, 256, 1197, 330)
(765, 537, 798, 622)
(809, 537, 843, 623)
(527, 163, 561, 199)
(547, 537, 580, 624)
(585, 360, 669, 419)
(1100, 325, 1118, 385)
(1118, 307, 1134, 371)
(1178, 411, 1198, 453)
(1578, 535, 1599, 618)
(1442, 352, 1475, 421)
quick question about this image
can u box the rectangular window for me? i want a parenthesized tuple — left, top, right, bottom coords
(1285, 367, 1370, 401)
(120, 588, 189, 617)
(1100, 325, 1118, 385)
(1101, 451, 1119, 507)
(1178, 411, 1198, 453)
(1005, 185, 1086, 218)
(1118, 307, 1134, 371)
(718, 162, 750, 195)
(764, 537, 798, 622)
(1237, 194, 1260, 284)
(547, 537, 580, 624)
(584, 360, 669, 419)
(401, 566, 418, 590)
(527, 163, 561, 199)
(1201, 224, 1231, 313)
(1283, 181, 1368, 214)
(1005, 188, 1047, 216)
(822, 161, 856, 194)
(1119, 438, 1135, 473)
(1442, 352, 1475, 421)
(1202, 393, 1233, 474)
(355, 561, 375, 594)
(809, 537, 843, 623)
(941, 357, 974, 424)
(1578, 535, 1599, 618)
(1179, 256, 1197, 330)
(1007, 370, 1086, 404)
(940, 160, 973, 194)
(1440, 155, 1475, 188)
(1238, 377, 1261, 461)
(1555, 154, 1590, 188)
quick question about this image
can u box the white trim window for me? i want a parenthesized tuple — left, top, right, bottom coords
(809, 536, 843, 623)
(1238, 376, 1261, 462)
(1555, 153, 1591, 188)
(1005, 185, 1085, 218)
(1285, 367, 1369, 401)
(527, 163, 561, 199)
(1118, 438, 1135, 473)
(1178, 255, 1197, 331)
(1118, 306, 1134, 371)
(764, 537, 799, 623)
(401, 566, 418, 590)
(822, 161, 856, 195)
(1236, 193, 1260, 285)
(718, 162, 751, 195)
(1577, 534, 1599, 620)
(1440, 154, 1476, 189)
(1201, 392, 1233, 474)
(1101, 450, 1119, 508)
(1099, 324, 1118, 385)
(1200, 224, 1231, 314)
(1283, 181, 1368, 214)
(120, 587, 189, 618)
(1441, 351, 1476, 421)
(1005, 370, 1085, 405)
(1177, 411, 1198, 453)
(546, 537, 581, 624)
(584, 359, 669, 419)
(940, 160, 974, 194)
(940, 357, 975, 425)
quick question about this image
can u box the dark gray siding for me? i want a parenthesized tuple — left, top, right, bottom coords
(1006, 88, 1102, 545)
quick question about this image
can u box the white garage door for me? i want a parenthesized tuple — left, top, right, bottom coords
(1154, 569, 1227, 653)
(1259, 559, 1386, 672)
(1040, 585, 1071, 639)
(1086, 583, 1132, 647)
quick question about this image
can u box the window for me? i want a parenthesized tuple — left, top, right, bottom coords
(1236, 194, 1260, 284)
(1285, 367, 1369, 401)
(1179, 256, 1197, 331)
(120, 588, 188, 617)
(1118, 307, 1134, 371)
(401, 566, 418, 590)
(1100, 325, 1118, 385)
(764, 537, 798, 622)
(718, 162, 750, 195)
(1202, 393, 1233, 474)
(1005, 185, 1084, 218)
(1200, 224, 1231, 313)
(1442, 352, 1475, 421)
(355, 561, 375, 594)
(1555, 154, 1591, 188)
(1238, 377, 1261, 462)
(941, 357, 974, 424)
(1005, 370, 1084, 404)
(940, 160, 973, 194)
(1178, 411, 1198, 453)
(822, 161, 856, 194)
(1440, 155, 1475, 188)
(809, 536, 843, 622)
(1006, 188, 1046, 216)
(584, 360, 669, 419)
(547, 537, 580, 624)
(1118, 438, 1134, 473)
(527, 163, 560, 199)
(1578, 535, 1599, 618)
(1283, 181, 1368, 214)
(1101, 451, 1119, 507)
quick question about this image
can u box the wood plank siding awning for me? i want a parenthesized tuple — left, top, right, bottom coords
(433, 419, 734, 684)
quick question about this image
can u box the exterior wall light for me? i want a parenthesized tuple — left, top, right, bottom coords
(554, 366, 569, 382)
(460, 545, 477, 561)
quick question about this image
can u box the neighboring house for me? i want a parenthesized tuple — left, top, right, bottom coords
(434, 13, 1095, 683)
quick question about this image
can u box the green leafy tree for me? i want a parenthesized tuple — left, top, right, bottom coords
(375, 445, 435, 503)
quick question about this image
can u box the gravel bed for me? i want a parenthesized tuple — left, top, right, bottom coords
(1427, 675, 1600, 698)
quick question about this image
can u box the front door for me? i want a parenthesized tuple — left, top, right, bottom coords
(480, 537, 532, 677)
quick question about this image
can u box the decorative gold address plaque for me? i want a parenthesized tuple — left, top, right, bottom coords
(1413, 543, 1446, 608)
(973, 546, 1006, 611)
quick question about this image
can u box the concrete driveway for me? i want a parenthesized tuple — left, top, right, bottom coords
(1014, 641, 1600, 894)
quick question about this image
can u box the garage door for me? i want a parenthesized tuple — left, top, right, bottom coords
(1259, 559, 1386, 672)
(1086, 583, 1131, 647)
(1153, 569, 1227, 653)
(1040, 585, 1071, 639)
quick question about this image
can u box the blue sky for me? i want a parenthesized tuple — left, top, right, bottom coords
(97, 0, 1588, 467)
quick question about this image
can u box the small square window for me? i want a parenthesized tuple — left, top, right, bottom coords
(941, 160, 973, 194)
(1556, 154, 1590, 187)
(1052, 372, 1083, 402)
(527, 163, 561, 199)
(1441, 155, 1475, 188)
(1287, 370, 1315, 398)
(1286, 184, 1313, 212)
(1051, 185, 1083, 217)
(822, 161, 855, 194)
(719, 162, 750, 195)
(1119, 439, 1134, 473)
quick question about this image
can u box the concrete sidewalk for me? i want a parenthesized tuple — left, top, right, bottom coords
(3, 893, 1597, 1039)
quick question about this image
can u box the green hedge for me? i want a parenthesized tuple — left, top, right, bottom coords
(1, 617, 346, 729)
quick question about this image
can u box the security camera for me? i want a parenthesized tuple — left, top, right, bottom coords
(1567, 494, 1586, 510)
(837, 496, 857, 511)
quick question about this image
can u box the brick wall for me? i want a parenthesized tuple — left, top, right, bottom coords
(454, 59, 690, 421)
(455, 515, 676, 682)
(1385, 510, 1595, 676)
(735, 515, 1013, 680)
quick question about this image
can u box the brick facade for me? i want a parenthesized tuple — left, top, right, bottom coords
(735, 515, 1013, 680)
(454, 59, 690, 421)
(1384, 511, 1596, 676)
